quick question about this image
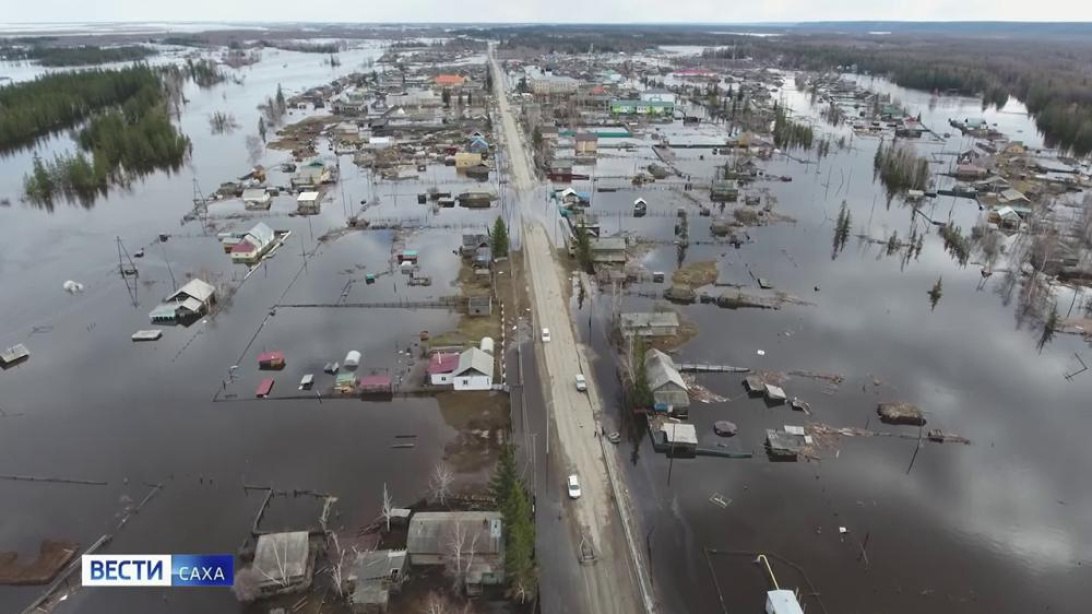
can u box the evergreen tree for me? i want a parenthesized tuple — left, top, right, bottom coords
(258, 117, 266, 142)
(491, 216, 509, 257)
(275, 84, 286, 114)
(928, 277, 943, 310)
(574, 224, 592, 272)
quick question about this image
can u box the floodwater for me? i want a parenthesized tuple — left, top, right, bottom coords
(0, 43, 506, 613)
(558, 79, 1092, 612)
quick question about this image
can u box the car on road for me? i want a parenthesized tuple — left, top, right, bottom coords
(541, 328, 551, 343)
(567, 474, 581, 499)
(574, 374, 587, 391)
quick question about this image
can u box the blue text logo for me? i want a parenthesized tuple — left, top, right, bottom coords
(82, 554, 233, 587)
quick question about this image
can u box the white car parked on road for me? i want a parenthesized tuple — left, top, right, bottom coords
(541, 328, 551, 343)
(574, 374, 587, 391)
(567, 474, 581, 499)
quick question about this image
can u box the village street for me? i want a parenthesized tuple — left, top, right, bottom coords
(489, 46, 654, 614)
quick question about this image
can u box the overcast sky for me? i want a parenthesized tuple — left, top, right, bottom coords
(2, 1, 1091, 25)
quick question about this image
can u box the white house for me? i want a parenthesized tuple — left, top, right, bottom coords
(640, 89, 677, 105)
(452, 347, 493, 390)
(230, 222, 276, 264)
(241, 188, 271, 209)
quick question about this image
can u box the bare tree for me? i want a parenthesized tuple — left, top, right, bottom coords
(326, 532, 352, 599)
(381, 483, 394, 532)
(429, 462, 455, 506)
(443, 520, 479, 593)
(232, 566, 262, 602)
(423, 592, 469, 614)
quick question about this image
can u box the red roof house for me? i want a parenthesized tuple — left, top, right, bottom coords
(359, 374, 393, 395)
(434, 74, 465, 87)
(258, 351, 286, 369)
(427, 352, 459, 386)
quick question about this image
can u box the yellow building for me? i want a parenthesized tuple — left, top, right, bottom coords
(455, 152, 483, 169)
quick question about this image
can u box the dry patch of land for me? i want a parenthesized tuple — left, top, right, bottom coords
(672, 260, 717, 288)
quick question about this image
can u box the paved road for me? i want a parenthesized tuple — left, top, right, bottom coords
(489, 46, 655, 614)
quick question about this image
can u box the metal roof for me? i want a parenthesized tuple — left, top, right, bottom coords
(620, 312, 679, 330)
(766, 589, 805, 614)
(455, 347, 493, 377)
(178, 297, 204, 314)
(407, 511, 503, 556)
(590, 237, 627, 251)
(428, 352, 460, 374)
(148, 304, 179, 320)
(247, 222, 275, 247)
(297, 191, 321, 202)
(166, 278, 215, 303)
(662, 422, 697, 445)
(254, 532, 310, 587)
(645, 349, 688, 392)
(242, 188, 270, 202)
(350, 549, 406, 582)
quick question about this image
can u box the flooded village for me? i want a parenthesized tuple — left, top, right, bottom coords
(2, 21, 1092, 614)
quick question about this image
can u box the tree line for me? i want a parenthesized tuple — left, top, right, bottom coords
(756, 35, 1092, 156)
(0, 45, 156, 66)
(489, 445, 536, 602)
(0, 66, 164, 152)
(8, 66, 190, 207)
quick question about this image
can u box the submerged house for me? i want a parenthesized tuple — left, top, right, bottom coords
(407, 512, 504, 594)
(296, 191, 322, 215)
(231, 222, 277, 264)
(619, 312, 680, 337)
(291, 164, 332, 189)
(241, 188, 272, 210)
(251, 531, 316, 597)
(644, 348, 690, 409)
(588, 236, 627, 264)
(347, 550, 407, 614)
(148, 278, 216, 323)
(711, 180, 740, 202)
(574, 132, 599, 155)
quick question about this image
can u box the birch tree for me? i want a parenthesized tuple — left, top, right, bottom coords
(381, 483, 394, 532)
(444, 520, 479, 593)
(429, 462, 455, 506)
(326, 532, 352, 598)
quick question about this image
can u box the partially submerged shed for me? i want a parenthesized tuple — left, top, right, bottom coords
(359, 374, 394, 395)
(619, 311, 680, 337)
(877, 402, 926, 426)
(406, 511, 504, 594)
(252, 531, 316, 597)
(644, 349, 690, 408)
(0, 343, 30, 367)
(347, 549, 407, 614)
